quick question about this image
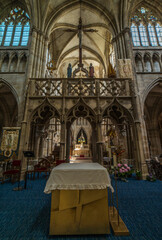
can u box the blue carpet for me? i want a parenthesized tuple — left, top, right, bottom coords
(0, 175, 162, 240)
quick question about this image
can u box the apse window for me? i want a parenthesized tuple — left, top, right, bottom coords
(131, 6, 162, 47)
(0, 7, 30, 47)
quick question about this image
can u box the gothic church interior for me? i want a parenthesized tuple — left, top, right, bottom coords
(0, 0, 162, 239)
(0, 0, 162, 178)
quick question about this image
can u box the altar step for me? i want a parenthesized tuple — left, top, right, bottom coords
(70, 156, 92, 163)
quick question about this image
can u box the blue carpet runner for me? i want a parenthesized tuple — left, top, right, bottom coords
(0, 175, 162, 240)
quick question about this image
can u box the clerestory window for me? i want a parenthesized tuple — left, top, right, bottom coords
(131, 7, 162, 47)
(0, 7, 30, 47)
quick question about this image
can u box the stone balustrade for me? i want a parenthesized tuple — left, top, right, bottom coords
(28, 78, 132, 98)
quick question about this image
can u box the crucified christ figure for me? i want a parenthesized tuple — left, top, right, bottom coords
(65, 16, 97, 76)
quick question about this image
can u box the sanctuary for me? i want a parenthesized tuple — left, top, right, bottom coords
(0, 0, 162, 181)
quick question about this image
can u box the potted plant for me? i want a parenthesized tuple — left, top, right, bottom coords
(146, 174, 156, 182)
(136, 170, 142, 180)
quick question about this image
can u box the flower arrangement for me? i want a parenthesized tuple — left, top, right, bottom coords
(115, 163, 131, 179)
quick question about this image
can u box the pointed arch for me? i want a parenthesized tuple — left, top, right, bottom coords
(29, 98, 60, 124)
(102, 99, 134, 124)
(142, 77, 162, 107)
(0, 78, 19, 104)
(67, 98, 96, 124)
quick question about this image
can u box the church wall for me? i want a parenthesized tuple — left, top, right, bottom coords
(133, 48, 162, 105)
(136, 73, 162, 99)
(0, 73, 26, 125)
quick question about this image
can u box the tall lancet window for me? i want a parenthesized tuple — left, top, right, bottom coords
(131, 23, 140, 46)
(156, 23, 162, 46)
(148, 23, 158, 46)
(131, 6, 162, 47)
(0, 7, 30, 47)
(139, 23, 149, 46)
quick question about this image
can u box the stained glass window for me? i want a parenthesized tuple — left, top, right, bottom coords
(156, 23, 162, 46)
(148, 24, 158, 46)
(0, 7, 30, 46)
(141, 7, 146, 14)
(139, 23, 149, 46)
(131, 6, 162, 47)
(131, 23, 140, 46)
(13, 22, 22, 46)
(0, 22, 5, 45)
(4, 22, 14, 46)
(21, 22, 30, 46)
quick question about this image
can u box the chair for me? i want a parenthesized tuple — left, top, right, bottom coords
(33, 158, 51, 179)
(56, 160, 66, 166)
(2, 160, 21, 184)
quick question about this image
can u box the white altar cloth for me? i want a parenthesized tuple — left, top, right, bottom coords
(44, 163, 113, 193)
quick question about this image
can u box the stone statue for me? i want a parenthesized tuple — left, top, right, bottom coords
(89, 63, 94, 78)
(67, 63, 72, 78)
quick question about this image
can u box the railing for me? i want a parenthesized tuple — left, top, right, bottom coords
(29, 78, 132, 97)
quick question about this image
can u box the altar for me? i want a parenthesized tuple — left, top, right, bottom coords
(44, 163, 113, 235)
(73, 144, 90, 157)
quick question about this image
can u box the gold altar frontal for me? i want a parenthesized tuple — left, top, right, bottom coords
(73, 145, 90, 157)
(49, 188, 110, 235)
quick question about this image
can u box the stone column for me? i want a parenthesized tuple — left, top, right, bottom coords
(133, 121, 148, 178)
(26, 29, 37, 79)
(18, 121, 29, 176)
(41, 37, 48, 77)
(96, 120, 103, 164)
(92, 127, 97, 162)
(122, 28, 149, 178)
(59, 119, 66, 160)
(66, 124, 71, 162)
(18, 27, 39, 175)
(36, 34, 43, 78)
(33, 32, 40, 78)
(39, 136, 43, 158)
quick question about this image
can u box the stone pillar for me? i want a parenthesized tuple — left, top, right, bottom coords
(33, 32, 40, 78)
(134, 121, 148, 178)
(34, 131, 41, 159)
(66, 125, 71, 162)
(36, 34, 43, 78)
(96, 121, 103, 164)
(96, 142, 104, 164)
(26, 29, 37, 79)
(18, 121, 29, 176)
(123, 28, 133, 59)
(59, 119, 66, 160)
(41, 37, 48, 77)
(91, 124, 97, 162)
(121, 28, 149, 178)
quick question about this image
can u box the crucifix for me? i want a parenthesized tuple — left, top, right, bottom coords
(65, 0, 97, 77)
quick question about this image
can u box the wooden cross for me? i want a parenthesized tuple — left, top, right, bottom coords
(66, 17, 97, 67)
